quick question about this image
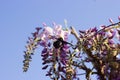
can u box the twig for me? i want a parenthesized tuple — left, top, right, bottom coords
(70, 26, 80, 41)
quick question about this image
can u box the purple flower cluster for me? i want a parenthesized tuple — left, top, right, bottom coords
(23, 19, 120, 80)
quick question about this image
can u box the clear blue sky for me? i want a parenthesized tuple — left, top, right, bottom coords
(0, 0, 120, 80)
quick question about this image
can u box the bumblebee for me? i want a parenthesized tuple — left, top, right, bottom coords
(53, 37, 73, 49)
(53, 37, 64, 49)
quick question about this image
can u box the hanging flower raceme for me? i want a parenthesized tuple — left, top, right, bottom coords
(23, 23, 77, 79)
(23, 18, 120, 80)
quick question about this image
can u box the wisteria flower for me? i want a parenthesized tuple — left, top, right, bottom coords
(23, 19, 120, 80)
(53, 24, 70, 40)
(107, 29, 116, 39)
